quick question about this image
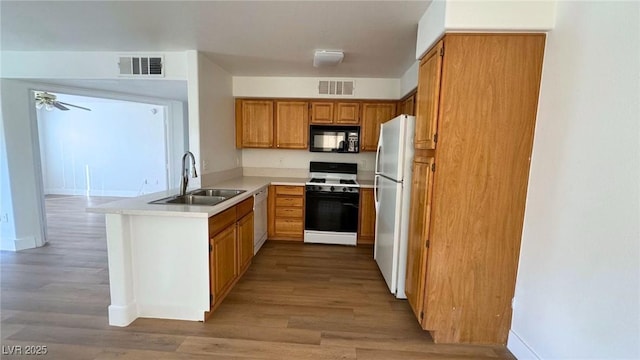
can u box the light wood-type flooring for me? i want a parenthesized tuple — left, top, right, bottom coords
(1, 195, 515, 359)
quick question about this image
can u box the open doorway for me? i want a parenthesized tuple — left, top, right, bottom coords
(36, 92, 169, 197)
(34, 91, 172, 246)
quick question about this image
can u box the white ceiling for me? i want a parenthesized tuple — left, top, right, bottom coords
(1, 1, 431, 78)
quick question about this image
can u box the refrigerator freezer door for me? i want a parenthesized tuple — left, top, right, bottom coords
(374, 174, 403, 296)
(376, 115, 406, 181)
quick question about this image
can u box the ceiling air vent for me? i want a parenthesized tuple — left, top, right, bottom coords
(318, 80, 355, 96)
(118, 55, 164, 77)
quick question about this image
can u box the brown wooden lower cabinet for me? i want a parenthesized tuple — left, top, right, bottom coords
(268, 185, 304, 241)
(208, 196, 254, 313)
(405, 155, 435, 321)
(237, 212, 254, 273)
(357, 188, 375, 245)
(212, 225, 237, 297)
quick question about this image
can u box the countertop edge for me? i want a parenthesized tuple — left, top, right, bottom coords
(87, 177, 295, 218)
(87, 175, 373, 218)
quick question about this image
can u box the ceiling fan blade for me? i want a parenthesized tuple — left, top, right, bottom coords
(53, 102, 70, 111)
(57, 101, 92, 111)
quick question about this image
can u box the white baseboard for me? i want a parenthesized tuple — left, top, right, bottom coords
(108, 303, 137, 327)
(0, 236, 37, 251)
(508, 330, 541, 360)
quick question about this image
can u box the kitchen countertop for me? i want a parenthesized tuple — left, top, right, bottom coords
(358, 179, 374, 188)
(87, 176, 307, 218)
(87, 175, 374, 218)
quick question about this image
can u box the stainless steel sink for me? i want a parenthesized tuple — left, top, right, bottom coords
(189, 189, 246, 198)
(149, 188, 246, 206)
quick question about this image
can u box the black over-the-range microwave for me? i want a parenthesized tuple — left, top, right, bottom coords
(309, 125, 360, 153)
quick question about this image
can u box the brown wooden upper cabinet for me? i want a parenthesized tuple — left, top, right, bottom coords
(236, 100, 274, 148)
(360, 102, 397, 151)
(414, 40, 444, 150)
(236, 99, 309, 150)
(398, 92, 416, 116)
(310, 101, 360, 125)
(275, 101, 308, 149)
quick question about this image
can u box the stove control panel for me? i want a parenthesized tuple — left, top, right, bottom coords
(305, 185, 359, 194)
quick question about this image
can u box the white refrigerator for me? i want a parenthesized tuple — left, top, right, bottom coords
(374, 114, 415, 299)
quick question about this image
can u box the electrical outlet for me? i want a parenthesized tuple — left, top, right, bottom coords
(359, 160, 367, 169)
(203, 160, 209, 171)
(1, 213, 8, 223)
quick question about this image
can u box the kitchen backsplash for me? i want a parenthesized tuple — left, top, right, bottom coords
(241, 149, 376, 180)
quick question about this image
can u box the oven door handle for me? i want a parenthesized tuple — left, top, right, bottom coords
(306, 192, 359, 200)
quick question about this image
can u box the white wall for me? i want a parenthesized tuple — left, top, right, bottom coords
(416, 0, 447, 59)
(0, 95, 17, 249)
(400, 61, 419, 98)
(185, 50, 201, 186)
(416, 0, 557, 58)
(0, 79, 46, 250)
(197, 53, 241, 186)
(37, 94, 168, 197)
(1, 51, 188, 80)
(509, 2, 640, 359)
(242, 149, 376, 179)
(233, 76, 400, 99)
(444, 0, 557, 30)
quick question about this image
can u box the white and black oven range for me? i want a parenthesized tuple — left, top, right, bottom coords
(304, 161, 360, 246)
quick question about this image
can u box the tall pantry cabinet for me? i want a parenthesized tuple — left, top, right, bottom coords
(405, 34, 546, 344)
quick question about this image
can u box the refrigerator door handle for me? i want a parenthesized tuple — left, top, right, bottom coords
(375, 145, 382, 174)
(374, 175, 380, 210)
(375, 130, 383, 174)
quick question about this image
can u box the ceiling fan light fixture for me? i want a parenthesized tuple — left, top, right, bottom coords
(34, 91, 91, 111)
(313, 50, 344, 67)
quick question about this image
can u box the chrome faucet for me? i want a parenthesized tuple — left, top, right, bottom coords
(180, 151, 198, 196)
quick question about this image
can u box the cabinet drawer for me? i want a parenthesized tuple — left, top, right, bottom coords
(236, 197, 254, 219)
(275, 207, 303, 218)
(275, 197, 303, 207)
(209, 207, 236, 237)
(275, 186, 304, 196)
(274, 218, 303, 235)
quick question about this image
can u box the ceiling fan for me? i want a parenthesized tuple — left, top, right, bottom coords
(34, 92, 92, 111)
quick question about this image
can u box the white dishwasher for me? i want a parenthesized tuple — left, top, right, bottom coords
(253, 187, 268, 255)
